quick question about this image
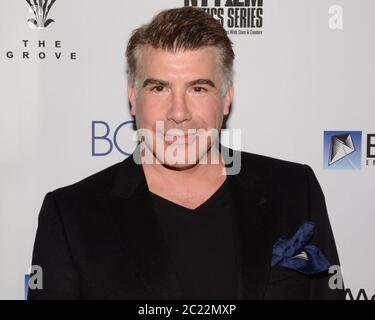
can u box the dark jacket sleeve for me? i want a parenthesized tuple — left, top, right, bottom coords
(304, 165, 346, 300)
(28, 192, 80, 299)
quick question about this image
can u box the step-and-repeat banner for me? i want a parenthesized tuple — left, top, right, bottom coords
(0, 0, 374, 299)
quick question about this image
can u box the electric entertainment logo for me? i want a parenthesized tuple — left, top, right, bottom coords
(323, 131, 362, 170)
(184, 0, 263, 36)
(367, 134, 375, 166)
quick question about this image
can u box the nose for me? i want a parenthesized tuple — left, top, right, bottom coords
(166, 90, 192, 124)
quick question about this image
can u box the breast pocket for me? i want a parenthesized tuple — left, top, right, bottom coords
(264, 266, 310, 299)
(267, 266, 308, 283)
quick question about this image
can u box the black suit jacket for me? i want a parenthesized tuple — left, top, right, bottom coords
(28, 145, 345, 300)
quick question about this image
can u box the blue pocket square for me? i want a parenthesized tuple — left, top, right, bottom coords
(271, 221, 331, 275)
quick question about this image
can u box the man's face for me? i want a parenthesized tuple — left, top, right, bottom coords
(128, 45, 233, 169)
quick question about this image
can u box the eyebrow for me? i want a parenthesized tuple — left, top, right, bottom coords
(142, 78, 216, 88)
(188, 79, 216, 88)
(142, 79, 169, 88)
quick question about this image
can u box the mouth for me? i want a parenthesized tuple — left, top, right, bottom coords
(164, 133, 197, 145)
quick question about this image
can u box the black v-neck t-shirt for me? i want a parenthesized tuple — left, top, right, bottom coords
(149, 178, 239, 300)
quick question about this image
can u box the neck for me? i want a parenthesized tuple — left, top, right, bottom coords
(141, 146, 227, 189)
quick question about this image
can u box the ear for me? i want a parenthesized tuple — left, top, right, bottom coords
(128, 84, 137, 116)
(223, 85, 234, 116)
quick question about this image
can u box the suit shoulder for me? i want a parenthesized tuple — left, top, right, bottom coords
(50, 159, 125, 199)
(238, 149, 310, 182)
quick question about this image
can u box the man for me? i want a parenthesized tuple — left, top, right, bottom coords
(28, 7, 345, 300)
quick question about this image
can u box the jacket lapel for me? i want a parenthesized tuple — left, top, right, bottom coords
(108, 145, 184, 299)
(220, 145, 277, 299)
(227, 172, 275, 299)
